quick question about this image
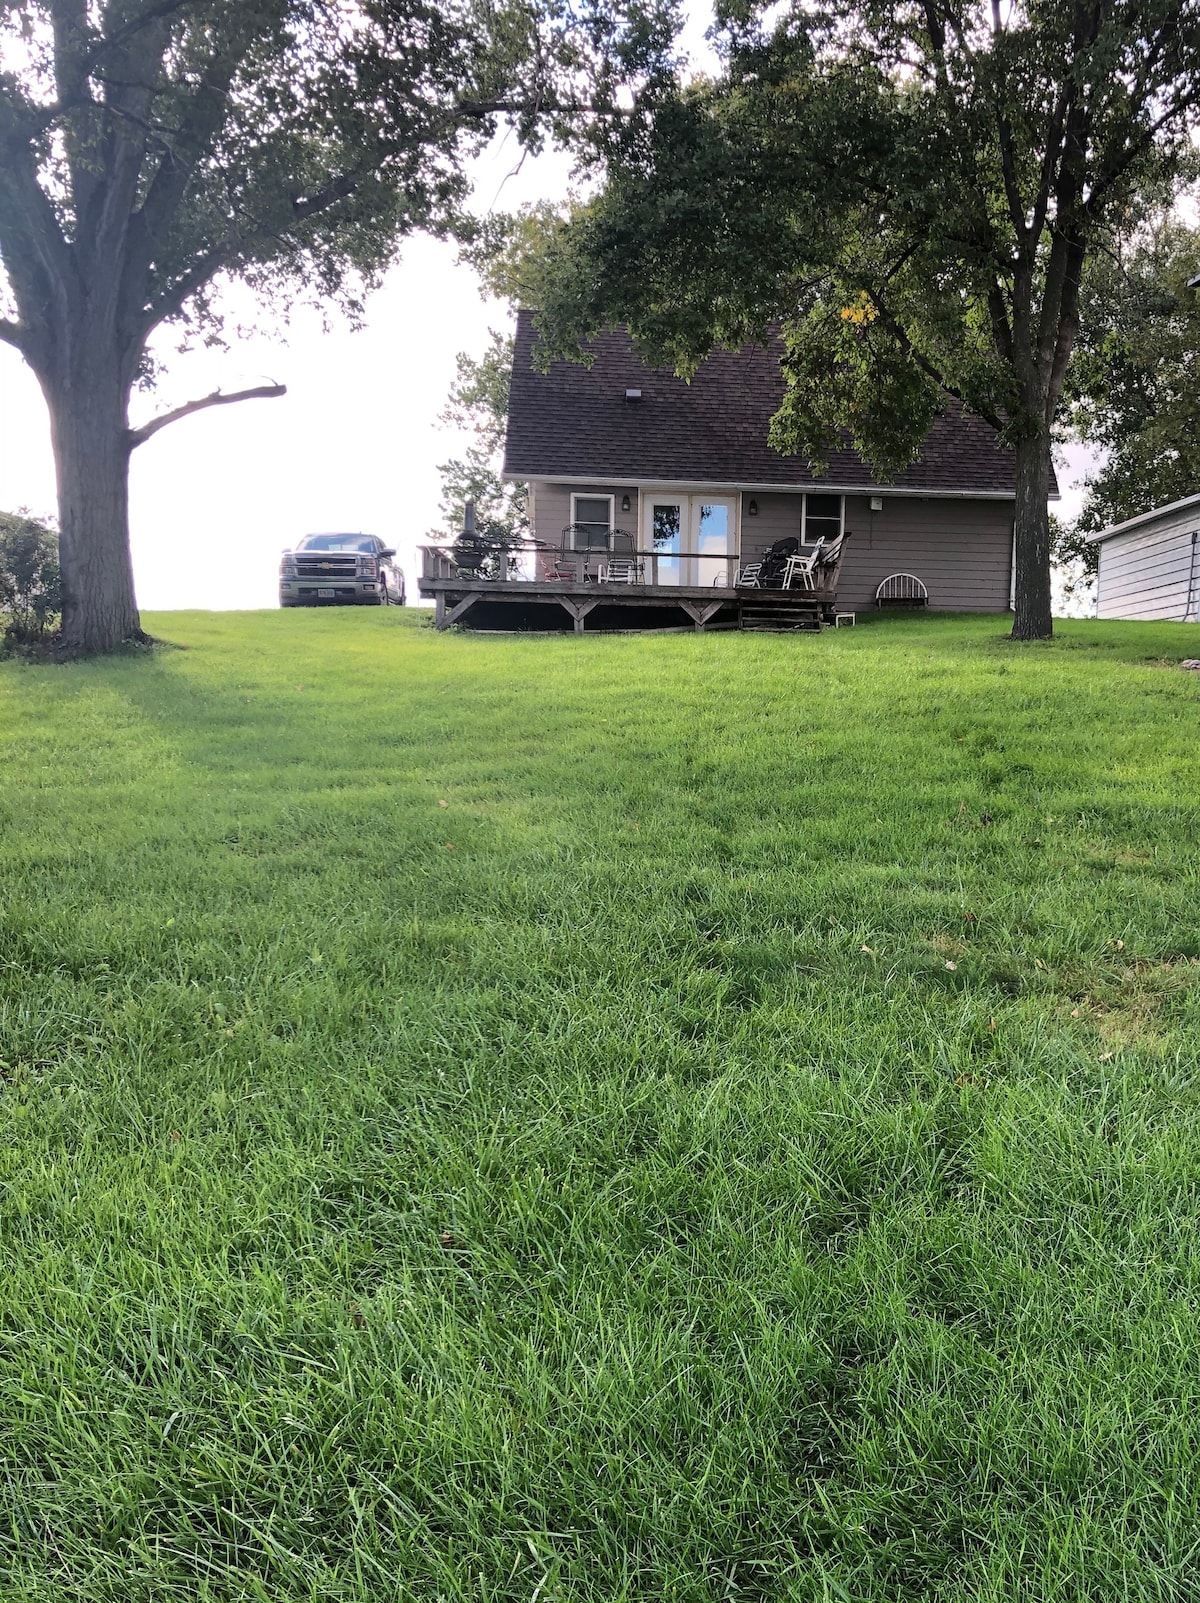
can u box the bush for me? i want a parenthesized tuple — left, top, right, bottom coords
(0, 511, 61, 646)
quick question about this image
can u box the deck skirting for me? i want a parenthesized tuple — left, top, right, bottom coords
(419, 577, 837, 633)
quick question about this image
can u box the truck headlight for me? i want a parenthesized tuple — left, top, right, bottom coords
(280, 557, 297, 577)
(358, 557, 378, 576)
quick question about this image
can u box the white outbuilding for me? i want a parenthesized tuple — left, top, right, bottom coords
(1091, 494, 1200, 622)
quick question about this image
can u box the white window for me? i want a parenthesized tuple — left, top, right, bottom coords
(803, 494, 843, 546)
(570, 493, 615, 552)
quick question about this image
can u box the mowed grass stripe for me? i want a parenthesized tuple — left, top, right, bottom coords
(1, 610, 1199, 1601)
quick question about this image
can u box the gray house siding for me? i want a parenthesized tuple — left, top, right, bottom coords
(527, 481, 1014, 612)
(532, 482, 641, 547)
(837, 496, 1014, 613)
(739, 493, 1014, 613)
(1094, 500, 1200, 621)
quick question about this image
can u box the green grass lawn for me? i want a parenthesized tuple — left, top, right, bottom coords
(2, 609, 1200, 1602)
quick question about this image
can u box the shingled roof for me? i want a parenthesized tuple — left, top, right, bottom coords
(504, 309, 1034, 497)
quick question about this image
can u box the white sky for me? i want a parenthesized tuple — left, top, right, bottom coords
(0, 5, 1095, 613)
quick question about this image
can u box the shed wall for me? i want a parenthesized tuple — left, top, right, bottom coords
(1096, 509, 1200, 621)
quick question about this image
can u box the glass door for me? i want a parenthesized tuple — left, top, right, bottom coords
(647, 498, 683, 585)
(691, 499, 736, 586)
(643, 494, 738, 586)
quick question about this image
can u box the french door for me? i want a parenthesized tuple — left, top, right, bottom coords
(642, 494, 738, 587)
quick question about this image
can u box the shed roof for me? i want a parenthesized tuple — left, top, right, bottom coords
(1088, 492, 1200, 544)
(504, 310, 1040, 498)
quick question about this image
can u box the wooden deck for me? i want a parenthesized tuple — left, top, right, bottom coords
(421, 547, 849, 633)
(418, 575, 840, 632)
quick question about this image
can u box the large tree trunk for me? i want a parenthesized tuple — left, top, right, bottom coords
(44, 355, 144, 656)
(1010, 431, 1054, 641)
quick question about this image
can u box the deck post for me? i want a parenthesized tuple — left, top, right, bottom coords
(435, 593, 446, 629)
(680, 601, 725, 631)
(440, 594, 481, 630)
(558, 598, 601, 634)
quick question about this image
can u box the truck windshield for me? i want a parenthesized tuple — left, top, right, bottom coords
(297, 534, 376, 553)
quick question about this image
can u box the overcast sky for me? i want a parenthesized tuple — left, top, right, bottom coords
(0, 14, 1094, 614)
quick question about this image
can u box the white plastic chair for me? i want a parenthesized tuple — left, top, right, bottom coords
(599, 558, 643, 584)
(782, 540, 825, 589)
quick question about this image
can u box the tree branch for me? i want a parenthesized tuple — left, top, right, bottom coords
(141, 242, 234, 334)
(127, 382, 286, 447)
(0, 317, 28, 352)
(291, 173, 358, 221)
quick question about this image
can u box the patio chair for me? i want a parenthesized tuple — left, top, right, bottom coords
(599, 558, 643, 584)
(782, 539, 825, 589)
(757, 537, 801, 587)
(734, 561, 763, 587)
(543, 556, 579, 582)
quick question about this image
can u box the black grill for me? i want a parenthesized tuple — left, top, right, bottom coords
(295, 555, 358, 578)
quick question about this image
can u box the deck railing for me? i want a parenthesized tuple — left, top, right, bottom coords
(420, 542, 755, 589)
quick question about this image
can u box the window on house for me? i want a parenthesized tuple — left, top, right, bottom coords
(571, 495, 614, 551)
(804, 494, 843, 547)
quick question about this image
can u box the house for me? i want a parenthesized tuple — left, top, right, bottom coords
(1090, 495, 1200, 622)
(419, 312, 1051, 630)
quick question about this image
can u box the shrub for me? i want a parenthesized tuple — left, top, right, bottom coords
(0, 511, 61, 646)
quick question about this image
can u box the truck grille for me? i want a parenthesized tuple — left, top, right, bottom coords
(295, 555, 358, 578)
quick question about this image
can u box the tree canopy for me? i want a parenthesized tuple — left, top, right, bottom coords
(1067, 212, 1200, 536)
(432, 329, 528, 552)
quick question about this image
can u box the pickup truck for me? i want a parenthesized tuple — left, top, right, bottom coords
(279, 533, 405, 607)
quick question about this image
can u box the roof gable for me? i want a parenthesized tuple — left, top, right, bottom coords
(504, 310, 1031, 497)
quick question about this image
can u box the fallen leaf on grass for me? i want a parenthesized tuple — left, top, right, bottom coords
(1099, 1051, 1113, 1062)
(1070, 1007, 1080, 1018)
(437, 799, 448, 808)
(860, 945, 875, 955)
(445, 842, 456, 851)
(988, 1017, 996, 1031)
(944, 960, 957, 970)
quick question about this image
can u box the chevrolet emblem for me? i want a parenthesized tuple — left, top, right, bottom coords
(320, 561, 331, 569)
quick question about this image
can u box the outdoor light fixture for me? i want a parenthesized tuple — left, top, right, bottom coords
(870, 495, 884, 512)
(621, 494, 631, 512)
(748, 498, 759, 515)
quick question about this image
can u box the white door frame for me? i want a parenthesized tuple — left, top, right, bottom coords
(641, 490, 739, 587)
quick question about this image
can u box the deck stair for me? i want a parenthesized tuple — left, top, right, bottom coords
(738, 595, 824, 631)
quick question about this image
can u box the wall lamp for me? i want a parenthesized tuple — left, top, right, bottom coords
(621, 494, 631, 512)
(747, 498, 759, 516)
